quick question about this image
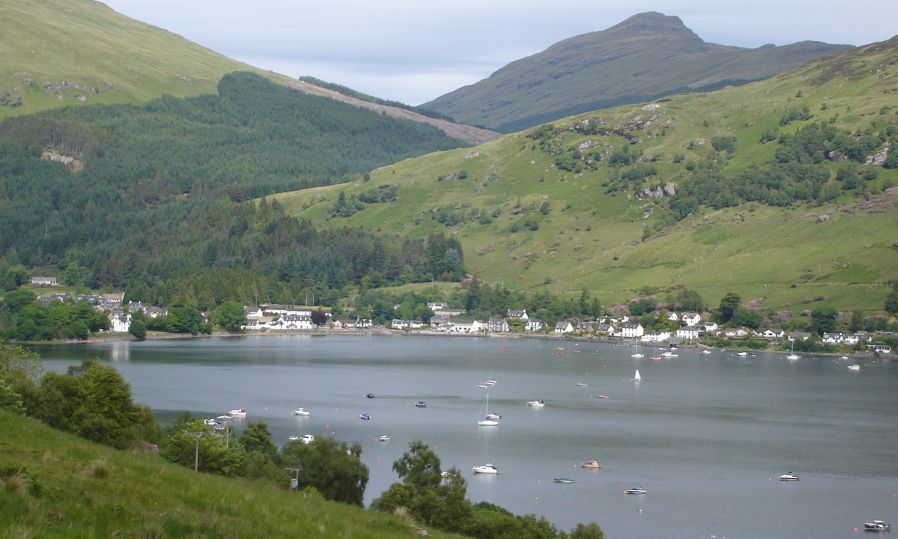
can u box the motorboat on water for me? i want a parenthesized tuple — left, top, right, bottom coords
(484, 412, 501, 420)
(359, 413, 372, 421)
(779, 473, 799, 481)
(631, 353, 644, 359)
(576, 382, 588, 387)
(228, 408, 247, 418)
(527, 400, 546, 407)
(848, 364, 861, 371)
(477, 418, 499, 427)
(289, 434, 315, 444)
(366, 393, 375, 399)
(415, 400, 427, 408)
(581, 460, 601, 469)
(661, 351, 678, 358)
(864, 520, 891, 532)
(477, 384, 489, 389)
(625, 487, 647, 495)
(736, 352, 748, 357)
(485, 380, 497, 386)
(292, 408, 311, 416)
(378, 435, 390, 442)
(702, 349, 712, 355)
(472, 464, 499, 474)
(554, 477, 576, 483)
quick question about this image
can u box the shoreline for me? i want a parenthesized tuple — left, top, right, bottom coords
(17, 327, 879, 359)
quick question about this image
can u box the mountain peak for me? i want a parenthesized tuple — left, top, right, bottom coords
(611, 12, 691, 34)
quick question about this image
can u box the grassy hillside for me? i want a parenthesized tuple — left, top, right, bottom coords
(421, 12, 851, 132)
(0, 0, 285, 119)
(276, 38, 898, 312)
(0, 410, 450, 538)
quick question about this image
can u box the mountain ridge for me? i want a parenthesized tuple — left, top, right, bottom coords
(422, 12, 853, 132)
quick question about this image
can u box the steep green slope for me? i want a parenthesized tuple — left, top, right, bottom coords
(277, 38, 898, 311)
(0, 73, 465, 297)
(422, 12, 851, 132)
(0, 410, 449, 538)
(0, 0, 284, 119)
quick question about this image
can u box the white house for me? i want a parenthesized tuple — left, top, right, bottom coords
(595, 323, 616, 335)
(554, 321, 574, 335)
(822, 332, 844, 344)
(667, 312, 679, 321)
(724, 328, 750, 338)
(280, 314, 313, 330)
(244, 306, 264, 319)
(109, 311, 131, 332)
(427, 302, 448, 311)
(449, 319, 483, 333)
(506, 309, 529, 321)
(618, 323, 644, 339)
(487, 318, 509, 332)
(525, 319, 546, 332)
(757, 328, 785, 340)
(31, 276, 58, 286)
(681, 312, 702, 326)
(703, 322, 719, 333)
(260, 304, 311, 317)
(641, 331, 671, 343)
(357, 318, 373, 329)
(676, 326, 702, 340)
(391, 319, 411, 330)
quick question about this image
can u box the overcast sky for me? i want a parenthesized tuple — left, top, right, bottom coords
(103, 0, 897, 105)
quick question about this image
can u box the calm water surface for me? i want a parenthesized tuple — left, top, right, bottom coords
(34, 336, 898, 539)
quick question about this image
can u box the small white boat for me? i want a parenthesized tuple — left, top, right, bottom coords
(378, 435, 390, 442)
(786, 353, 800, 360)
(736, 352, 748, 357)
(527, 400, 546, 407)
(228, 408, 247, 418)
(576, 382, 588, 387)
(472, 464, 499, 474)
(477, 418, 499, 427)
(554, 477, 576, 483)
(581, 459, 601, 469)
(864, 520, 891, 532)
(359, 413, 371, 421)
(625, 487, 647, 495)
(840, 356, 849, 361)
(633, 369, 642, 382)
(203, 418, 219, 426)
(702, 349, 712, 355)
(292, 408, 311, 416)
(484, 412, 501, 420)
(289, 434, 315, 444)
(485, 380, 497, 386)
(848, 364, 861, 371)
(661, 352, 678, 358)
(631, 353, 644, 359)
(415, 400, 427, 408)
(779, 473, 799, 481)
(476, 384, 489, 389)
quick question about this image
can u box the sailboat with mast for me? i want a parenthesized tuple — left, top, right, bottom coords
(786, 339, 800, 361)
(631, 369, 642, 382)
(477, 387, 499, 426)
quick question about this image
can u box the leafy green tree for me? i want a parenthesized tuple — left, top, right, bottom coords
(731, 307, 763, 329)
(129, 318, 146, 340)
(628, 298, 656, 316)
(718, 293, 741, 323)
(886, 285, 898, 315)
(310, 309, 328, 326)
(0, 344, 42, 414)
(32, 360, 157, 449)
(674, 288, 705, 312)
(810, 306, 838, 335)
(280, 437, 368, 506)
(3, 288, 36, 313)
(161, 418, 244, 475)
(239, 421, 277, 458)
(2, 266, 30, 290)
(215, 300, 246, 332)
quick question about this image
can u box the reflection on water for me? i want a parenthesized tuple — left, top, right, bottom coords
(33, 336, 898, 539)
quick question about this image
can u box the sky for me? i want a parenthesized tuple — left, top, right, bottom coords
(103, 0, 897, 106)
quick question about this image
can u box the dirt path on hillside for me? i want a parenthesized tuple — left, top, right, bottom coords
(283, 80, 500, 145)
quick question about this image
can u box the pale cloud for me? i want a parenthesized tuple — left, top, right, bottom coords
(103, 0, 896, 105)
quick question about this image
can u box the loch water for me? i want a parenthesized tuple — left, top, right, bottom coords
(34, 335, 898, 538)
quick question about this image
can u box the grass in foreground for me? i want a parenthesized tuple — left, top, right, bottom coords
(0, 410, 451, 538)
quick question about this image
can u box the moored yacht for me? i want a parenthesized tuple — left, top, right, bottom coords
(864, 520, 891, 532)
(625, 487, 647, 495)
(779, 473, 799, 481)
(581, 459, 601, 469)
(292, 408, 310, 416)
(472, 464, 499, 474)
(527, 399, 546, 407)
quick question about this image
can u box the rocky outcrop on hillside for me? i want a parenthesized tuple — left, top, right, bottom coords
(636, 183, 677, 199)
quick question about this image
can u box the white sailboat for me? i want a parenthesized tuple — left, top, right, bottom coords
(633, 369, 642, 382)
(477, 388, 499, 426)
(786, 340, 800, 361)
